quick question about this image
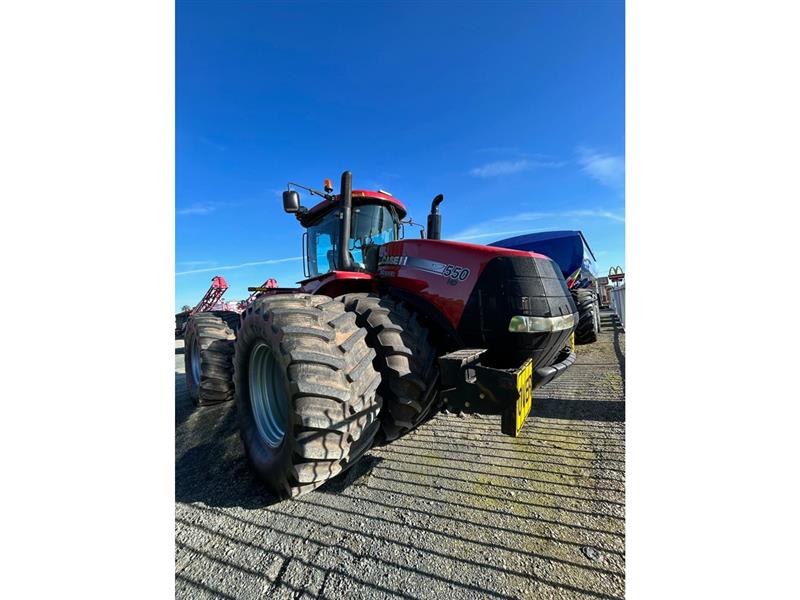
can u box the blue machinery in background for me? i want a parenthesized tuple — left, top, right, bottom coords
(490, 230, 598, 289)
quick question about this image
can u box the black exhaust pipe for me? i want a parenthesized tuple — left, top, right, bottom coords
(427, 194, 444, 240)
(338, 170, 353, 270)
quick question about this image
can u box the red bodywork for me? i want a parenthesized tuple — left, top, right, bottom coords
(272, 187, 551, 333)
(301, 190, 407, 225)
(379, 239, 546, 329)
(298, 271, 375, 298)
(297, 239, 547, 331)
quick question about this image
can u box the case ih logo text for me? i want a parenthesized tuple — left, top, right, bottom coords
(379, 255, 408, 266)
(379, 255, 471, 283)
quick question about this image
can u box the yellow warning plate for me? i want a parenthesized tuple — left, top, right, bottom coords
(514, 359, 534, 435)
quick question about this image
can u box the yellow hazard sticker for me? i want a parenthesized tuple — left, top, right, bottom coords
(514, 359, 534, 435)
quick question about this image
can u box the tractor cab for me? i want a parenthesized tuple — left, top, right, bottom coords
(283, 175, 408, 277)
(304, 196, 403, 276)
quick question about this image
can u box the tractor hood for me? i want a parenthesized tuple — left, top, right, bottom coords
(377, 238, 577, 368)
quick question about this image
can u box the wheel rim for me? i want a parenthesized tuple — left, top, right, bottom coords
(248, 342, 288, 447)
(190, 336, 202, 386)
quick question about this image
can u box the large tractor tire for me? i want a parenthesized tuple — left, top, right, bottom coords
(338, 293, 438, 443)
(572, 288, 600, 345)
(211, 310, 241, 334)
(184, 313, 237, 406)
(233, 294, 382, 498)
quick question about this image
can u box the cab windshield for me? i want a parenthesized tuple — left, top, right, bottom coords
(305, 204, 400, 277)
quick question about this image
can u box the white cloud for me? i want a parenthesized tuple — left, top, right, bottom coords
(577, 147, 625, 188)
(457, 228, 541, 241)
(178, 200, 242, 215)
(176, 256, 302, 276)
(177, 260, 218, 267)
(197, 136, 227, 152)
(451, 209, 624, 242)
(469, 158, 565, 178)
(561, 209, 625, 223)
(177, 203, 218, 216)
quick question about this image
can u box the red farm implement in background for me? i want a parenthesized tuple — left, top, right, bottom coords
(237, 278, 278, 311)
(175, 276, 279, 337)
(175, 276, 229, 337)
(192, 276, 229, 314)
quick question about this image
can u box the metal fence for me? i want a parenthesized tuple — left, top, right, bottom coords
(610, 284, 625, 329)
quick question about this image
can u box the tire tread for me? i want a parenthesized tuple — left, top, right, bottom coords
(338, 293, 438, 443)
(233, 293, 381, 498)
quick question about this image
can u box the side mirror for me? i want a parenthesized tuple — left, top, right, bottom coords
(283, 190, 301, 213)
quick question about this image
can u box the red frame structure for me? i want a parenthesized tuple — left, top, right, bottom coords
(238, 278, 278, 310)
(190, 276, 229, 315)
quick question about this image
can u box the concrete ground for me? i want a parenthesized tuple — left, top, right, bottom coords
(175, 310, 625, 599)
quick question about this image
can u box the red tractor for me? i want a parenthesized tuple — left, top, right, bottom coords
(184, 171, 578, 498)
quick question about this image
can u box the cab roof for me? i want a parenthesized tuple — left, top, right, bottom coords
(300, 190, 408, 226)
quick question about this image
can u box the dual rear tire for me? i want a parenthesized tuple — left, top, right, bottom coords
(184, 292, 438, 497)
(338, 293, 439, 443)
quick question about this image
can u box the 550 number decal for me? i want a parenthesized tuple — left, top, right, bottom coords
(379, 255, 471, 283)
(442, 264, 471, 281)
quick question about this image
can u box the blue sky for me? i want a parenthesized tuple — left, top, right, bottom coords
(176, 0, 624, 311)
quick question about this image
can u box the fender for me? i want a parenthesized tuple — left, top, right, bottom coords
(379, 285, 463, 350)
(298, 270, 376, 298)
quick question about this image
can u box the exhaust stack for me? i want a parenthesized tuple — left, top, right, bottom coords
(427, 194, 444, 240)
(338, 170, 353, 270)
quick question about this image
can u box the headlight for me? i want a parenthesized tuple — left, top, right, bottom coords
(508, 314, 576, 333)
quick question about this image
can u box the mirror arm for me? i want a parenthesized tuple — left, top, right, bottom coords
(287, 182, 333, 202)
(401, 218, 426, 239)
